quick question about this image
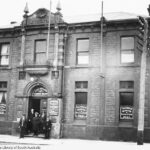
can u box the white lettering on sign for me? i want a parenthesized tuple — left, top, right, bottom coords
(49, 99, 59, 116)
(120, 106, 133, 120)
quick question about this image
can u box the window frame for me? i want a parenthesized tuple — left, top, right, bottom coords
(34, 39, 47, 64)
(0, 81, 7, 115)
(74, 81, 88, 120)
(120, 36, 135, 64)
(76, 38, 89, 65)
(0, 43, 10, 66)
(119, 81, 134, 121)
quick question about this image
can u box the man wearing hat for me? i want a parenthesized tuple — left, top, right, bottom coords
(43, 117, 52, 139)
(19, 114, 27, 138)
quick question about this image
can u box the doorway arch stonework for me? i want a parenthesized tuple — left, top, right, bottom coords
(23, 79, 52, 97)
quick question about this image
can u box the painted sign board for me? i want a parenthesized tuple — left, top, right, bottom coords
(0, 103, 6, 114)
(120, 106, 133, 120)
(75, 104, 87, 119)
(49, 99, 59, 116)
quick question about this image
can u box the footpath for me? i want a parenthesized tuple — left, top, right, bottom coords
(0, 134, 59, 145)
(0, 134, 150, 150)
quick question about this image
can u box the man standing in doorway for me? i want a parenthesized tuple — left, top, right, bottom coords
(27, 108, 35, 133)
(32, 112, 40, 136)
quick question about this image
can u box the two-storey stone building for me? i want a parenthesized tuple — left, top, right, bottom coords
(0, 4, 150, 141)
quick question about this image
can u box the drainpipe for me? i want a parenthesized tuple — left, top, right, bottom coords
(60, 26, 68, 138)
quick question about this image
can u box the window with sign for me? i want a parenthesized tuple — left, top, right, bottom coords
(0, 81, 7, 115)
(121, 37, 134, 63)
(0, 43, 10, 66)
(74, 81, 88, 120)
(77, 39, 89, 65)
(119, 81, 134, 121)
(34, 40, 46, 64)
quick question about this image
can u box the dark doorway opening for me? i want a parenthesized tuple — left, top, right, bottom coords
(28, 97, 40, 116)
(28, 97, 47, 117)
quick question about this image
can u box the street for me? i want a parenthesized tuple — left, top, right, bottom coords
(0, 135, 150, 150)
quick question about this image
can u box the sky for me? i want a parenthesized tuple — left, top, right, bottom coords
(0, 0, 150, 26)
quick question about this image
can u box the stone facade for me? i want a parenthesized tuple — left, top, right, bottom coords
(0, 7, 150, 141)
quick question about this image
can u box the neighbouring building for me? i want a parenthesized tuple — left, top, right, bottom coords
(1, 3, 150, 142)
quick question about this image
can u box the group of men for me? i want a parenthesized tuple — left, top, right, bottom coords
(19, 109, 52, 139)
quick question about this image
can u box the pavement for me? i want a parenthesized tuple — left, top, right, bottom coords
(0, 134, 150, 150)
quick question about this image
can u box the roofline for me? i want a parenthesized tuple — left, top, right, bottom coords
(1, 16, 150, 31)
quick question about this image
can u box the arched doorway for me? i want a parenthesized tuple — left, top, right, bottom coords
(28, 85, 48, 117)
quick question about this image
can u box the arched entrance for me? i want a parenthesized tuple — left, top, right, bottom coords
(28, 85, 48, 116)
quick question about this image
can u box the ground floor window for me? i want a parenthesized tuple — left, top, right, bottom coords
(119, 92, 134, 120)
(0, 91, 7, 115)
(119, 81, 134, 121)
(74, 92, 87, 120)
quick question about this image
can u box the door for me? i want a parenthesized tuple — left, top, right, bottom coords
(40, 99, 47, 114)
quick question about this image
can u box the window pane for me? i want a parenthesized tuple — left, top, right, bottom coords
(120, 81, 134, 89)
(77, 53, 89, 64)
(121, 37, 134, 49)
(35, 40, 46, 52)
(0, 44, 10, 66)
(75, 92, 87, 105)
(120, 92, 134, 106)
(0, 92, 6, 103)
(1, 44, 9, 55)
(77, 39, 89, 52)
(121, 50, 134, 63)
(75, 81, 88, 89)
(35, 53, 46, 64)
(1, 56, 9, 65)
(0, 82, 7, 88)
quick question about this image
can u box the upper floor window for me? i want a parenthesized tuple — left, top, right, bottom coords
(0, 43, 10, 66)
(121, 37, 134, 63)
(35, 40, 46, 64)
(77, 39, 89, 65)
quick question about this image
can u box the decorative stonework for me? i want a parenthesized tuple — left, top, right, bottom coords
(36, 8, 47, 18)
(25, 67, 49, 75)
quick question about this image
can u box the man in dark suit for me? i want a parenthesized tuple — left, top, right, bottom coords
(19, 114, 27, 138)
(27, 108, 35, 133)
(32, 112, 40, 136)
(43, 117, 52, 139)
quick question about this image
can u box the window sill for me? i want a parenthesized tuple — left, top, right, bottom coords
(119, 63, 138, 67)
(119, 121, 133, 127)
(75, 65, 89, 68)
(73, 119, 86, 126)
(0, 66, 11, 70)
